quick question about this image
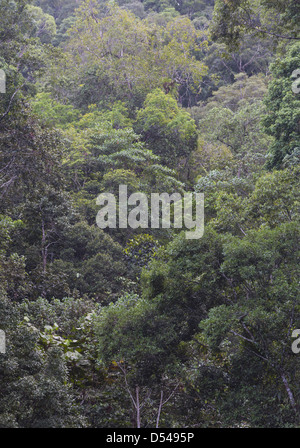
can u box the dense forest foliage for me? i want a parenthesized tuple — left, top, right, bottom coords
(0, 0, 299, 428)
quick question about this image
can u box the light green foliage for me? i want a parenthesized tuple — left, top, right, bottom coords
(102, 169, 139, 196)
(32, 92, 81, 128)
(26, 4, 57, 43)
(0, 0, 299, 430)
(136, 88, 198, 166)
(191, 73, 272, 177)
(60, 2, 207, 107)
(243, 167, 300, 230)
(194, 167, 299, 234)
(88, 125, 184, 193)
(90, 128, 158, 170)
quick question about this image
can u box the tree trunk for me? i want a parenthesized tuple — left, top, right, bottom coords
(136, 386, 140, 428)
(281, 372, 298, 414)
(156, 390, 163, 428)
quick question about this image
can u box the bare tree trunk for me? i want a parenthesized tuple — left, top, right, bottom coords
(136, 386, 140, 428)
(156, 390, 164, 428)
(281, 372, 298, 414)
(156, 384, 179, 428)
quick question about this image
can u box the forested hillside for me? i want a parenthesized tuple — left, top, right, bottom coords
(0, 0, 299, 428)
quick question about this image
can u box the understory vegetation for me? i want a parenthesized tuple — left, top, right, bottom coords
(0, 0, 299, 428)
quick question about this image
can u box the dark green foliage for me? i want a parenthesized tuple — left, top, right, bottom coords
(0, 292, 85, 427)
(263, 43, 300, 168)
(0, 0, 299, 429)
(211, 0, 300, 51)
